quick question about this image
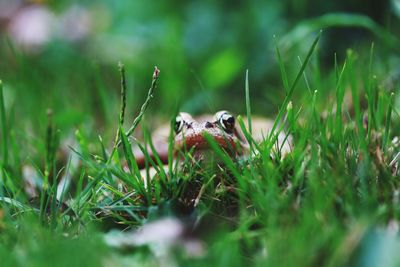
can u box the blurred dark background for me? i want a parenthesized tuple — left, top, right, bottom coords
(0, 0, 399, 139)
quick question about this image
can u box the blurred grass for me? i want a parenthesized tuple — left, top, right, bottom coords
(0, 1, 400, 267)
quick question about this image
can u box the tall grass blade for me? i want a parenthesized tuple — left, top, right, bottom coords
(335, 61, 347, 144)
(366, 42, 376, 141)
(119, 67, 160, 145)
(274, 38, 289, 93)
(347, 50, 368, 153)
(268, 31, 321, 150)
(0, 80, 8, 167)
(382, 92, 394, 151)
(245, 70, 254, 157)
(118, 126, 144, 192)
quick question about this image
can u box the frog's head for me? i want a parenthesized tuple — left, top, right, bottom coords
(173, 111, 247, 158)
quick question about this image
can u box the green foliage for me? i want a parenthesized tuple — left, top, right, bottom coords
(1, 1, 400, 267)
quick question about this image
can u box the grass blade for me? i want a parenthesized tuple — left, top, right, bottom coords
(334, 61, 347, 144)
(274, 38, 290, 93)
(0, 80, 8, 167)
(382, 92, 394, 151)
(118, 126, 143, 189)
(267, 31, 321, 150)
(366, 42, 376, 141)
(114, 62, 127, 147)
(117, 66, 160, 146)
(244, 70, 254, 157)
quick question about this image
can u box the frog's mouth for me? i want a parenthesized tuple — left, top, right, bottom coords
(175, 131, 243, 156)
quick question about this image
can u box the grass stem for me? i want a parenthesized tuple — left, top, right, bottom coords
(0, 80, 8, 167)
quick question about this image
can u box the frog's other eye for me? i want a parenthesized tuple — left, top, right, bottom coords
(174, 114, 184, 134)
(218, 112, 235, 132)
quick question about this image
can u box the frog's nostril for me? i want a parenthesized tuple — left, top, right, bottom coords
(205, 122, 213, 128)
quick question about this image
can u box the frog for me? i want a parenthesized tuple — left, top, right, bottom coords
(133, 110, 291, 169)
(130, 111, 291, 211)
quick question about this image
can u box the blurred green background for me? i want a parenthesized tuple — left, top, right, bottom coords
(0, 0, 399, 142)
(1, 2, 400, 266)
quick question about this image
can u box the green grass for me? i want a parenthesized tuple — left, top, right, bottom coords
(1, 34, 400, 267)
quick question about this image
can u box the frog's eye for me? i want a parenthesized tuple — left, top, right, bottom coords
(218, 112, 235, 132)
(174, 114, 184, 134)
